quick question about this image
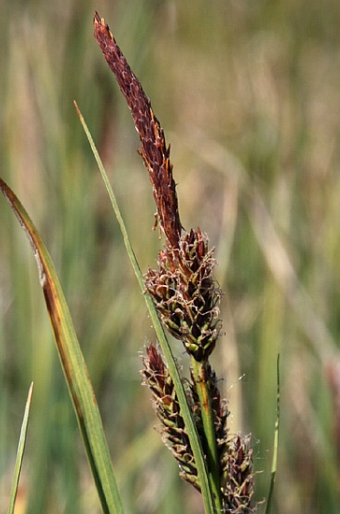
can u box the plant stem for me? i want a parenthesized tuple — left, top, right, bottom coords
(191, 358, 222, 513)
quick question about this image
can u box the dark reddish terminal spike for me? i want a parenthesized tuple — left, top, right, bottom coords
(93, 12, 182, 248)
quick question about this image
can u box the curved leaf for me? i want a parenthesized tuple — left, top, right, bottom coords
(0, 178, 124, 514)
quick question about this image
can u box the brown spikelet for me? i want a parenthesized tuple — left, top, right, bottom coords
(145, 228, 223, 361)
(141, 344, 200, 490)
(93, 12, 182, 248)
(221, 435, 255, 513)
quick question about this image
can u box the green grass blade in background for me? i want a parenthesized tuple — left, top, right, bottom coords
(74, 102, 216, 514)
(0, 178, 124, 514)
(265, 355, 281, 514)
(7, 382, 33, 514)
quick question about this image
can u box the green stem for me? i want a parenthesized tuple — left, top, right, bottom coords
(191, 358, 222, 513)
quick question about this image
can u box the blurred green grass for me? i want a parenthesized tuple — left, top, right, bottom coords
(1, 0, 340, 513)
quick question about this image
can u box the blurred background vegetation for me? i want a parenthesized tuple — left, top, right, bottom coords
(1, 0, 340, 512)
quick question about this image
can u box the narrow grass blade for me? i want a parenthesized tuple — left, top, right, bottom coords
(74, 102, 216, 514)
(7, 382, 33, 514)
(265, 355, 280, 514)
(0, 178, 124, 514)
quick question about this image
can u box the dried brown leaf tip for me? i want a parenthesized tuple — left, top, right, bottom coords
(93, 12, 182, 248)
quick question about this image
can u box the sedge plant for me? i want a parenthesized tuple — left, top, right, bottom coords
(93, 12, 255, 514)
(0, 11, 263, 514)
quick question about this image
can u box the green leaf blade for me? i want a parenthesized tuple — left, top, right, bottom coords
(0, 178, 124, 514)
(7, 383, 34, 514)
